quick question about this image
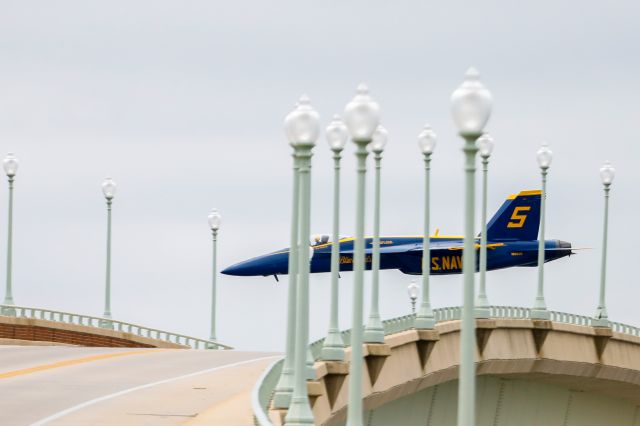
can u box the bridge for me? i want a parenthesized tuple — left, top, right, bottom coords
(3, 302, 640, 425)
(3, 303, 640, 425)
(254, 307, 640, 426)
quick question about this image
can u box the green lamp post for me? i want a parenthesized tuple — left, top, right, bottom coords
(344, 84, 380, 426)
(475, 133, 494, 318)
(1, 153, 19, 316)
(100, 177, 116, 329)
(450, 68, 493, 426)
(273, 109, 302, 407)
(321, 115, 349, 361)
(593, 161, 615, 327)
(415, 125, 437, 329)
(408, 280, 419, 315)
(283, 95, 320, 426)
(531, 143, 552, 320)
(208, 209, 221, 344)
(364, 124, 388, 344)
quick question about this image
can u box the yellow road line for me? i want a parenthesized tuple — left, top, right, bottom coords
(0, 349, 167, 380)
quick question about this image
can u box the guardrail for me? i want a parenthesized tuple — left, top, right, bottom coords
(0, 304, 233, 350)
(609, 320, 640, 336)
(252, 358, 283, 426)
(255, 305, 640, 425)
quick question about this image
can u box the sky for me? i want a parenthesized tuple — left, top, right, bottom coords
(0, 1, 638, 351)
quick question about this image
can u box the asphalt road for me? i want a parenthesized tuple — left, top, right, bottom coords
(0, 346, 278, 425)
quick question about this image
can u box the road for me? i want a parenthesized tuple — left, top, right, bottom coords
(0, 346, 279, 425)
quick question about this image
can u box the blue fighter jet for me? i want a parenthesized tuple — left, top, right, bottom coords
(222, 190, 573, 279)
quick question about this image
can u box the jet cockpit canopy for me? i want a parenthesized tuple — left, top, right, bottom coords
(310, 234, 349, 246)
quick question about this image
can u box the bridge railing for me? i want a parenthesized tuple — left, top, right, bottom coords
(309, 307, 464, 360)
(256, 305, 640, 425)
(0, 304, 233, 350)
(610, 320, 640, 337)
(252, 359, 283, 426)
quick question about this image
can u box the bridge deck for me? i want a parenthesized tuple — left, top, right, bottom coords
(0, 346, 276, 425)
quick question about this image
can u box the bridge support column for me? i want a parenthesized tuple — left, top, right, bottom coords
(364, 343, 391, 388)
(593, 326, 613, 360)
(475, 319, 496, 356)
(416, 329, 440, 370)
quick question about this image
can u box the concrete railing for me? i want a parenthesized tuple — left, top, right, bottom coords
(253, 305, 640, 425)
(252, 359, 284, 426)
(1, 304, 233, 350)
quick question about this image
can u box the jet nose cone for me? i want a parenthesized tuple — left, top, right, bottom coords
(221, 252, 290, 277)
(221, 261, 249, 276)
(557, 240, 572, 249)
(221, 258, 264, 276)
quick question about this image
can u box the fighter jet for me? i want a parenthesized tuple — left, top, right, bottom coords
(222, 190, 573, 279)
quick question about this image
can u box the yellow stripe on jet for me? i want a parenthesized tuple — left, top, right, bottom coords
(517, 190, 542, 196)
(447, 243, 505, 251)
(506, 190, 541, 200)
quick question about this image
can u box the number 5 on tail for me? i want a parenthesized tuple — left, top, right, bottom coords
(507, 206, 531, 228)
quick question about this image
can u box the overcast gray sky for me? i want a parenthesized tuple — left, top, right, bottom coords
(0, 1, 638, 350)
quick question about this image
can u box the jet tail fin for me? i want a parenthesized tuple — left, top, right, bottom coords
(486, 190, 541, 241)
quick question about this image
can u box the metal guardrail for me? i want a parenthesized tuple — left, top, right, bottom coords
(0, 304, 233, 350)
(254, 305, 640, 424)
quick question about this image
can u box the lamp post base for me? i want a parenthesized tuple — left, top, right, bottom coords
(593, 307, 609, 327)
(284, 395, 315, 426)
(531, 295, 549, 319)
(415, 303, 436, 329)
(273, 368, 294, 408)
(364, 314, 385, 343)
(306, 349, 315, 380)
(363, 329, 384, 344)
(1, 304, 16, 317)
(273, 347, 315, 408)
(320, 329, 345, 361)
(530, 308, 550, 320)
(475, 292, 491, 318)
(414, 316, 436, 329)
(99, 318, 114, 329)
(474, 306, 490, 319)
(592, 318, 610, 328)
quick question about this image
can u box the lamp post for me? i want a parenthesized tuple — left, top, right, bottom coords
(531, 143, 552, 320)
(450, 68, 492, 426)
(594, 161, 615, 327)
(273, 106, 302, 407)
(475, 133, 494, 318)
(364, 124, 388, 344)
(208, 209, 221, 343)
(408, 280, 419, 315)
(100, 177, 116, 329)
(415, 125, 437, 329)
(344, 83, 380, 426)
(321, 115, 349, 361)
(283, 95, 320, 426)
(1, 153, 19, 316)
